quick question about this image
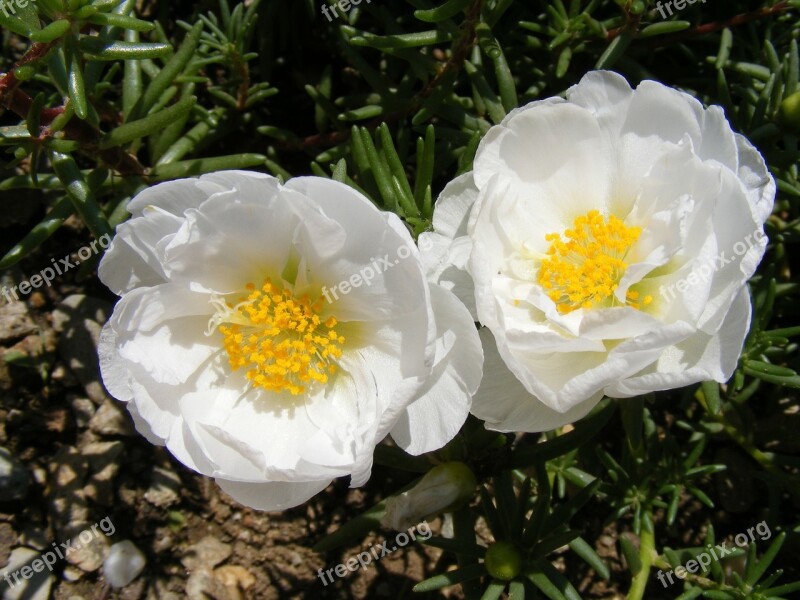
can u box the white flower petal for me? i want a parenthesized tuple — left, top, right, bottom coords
(474, 102, 615, 222)
(431, 172, 478, 238)
(734, 134, 776, 223)
(125, 402, 165, 446)
(608, 287, 751, 396)
(163, 187, 310, 294)
(117, 314, 218, 387)
(98, 322, 133, 402)
(99, 207, 184, 295)
(391, 284, 483, 454)
(471, 329, 602, 432)
(619, 79, 739, 172)
(216, 478, 333, 512)
(126, 176, 222, 218)
(565, 70, 634, 137)
(419, 173, 480, 317)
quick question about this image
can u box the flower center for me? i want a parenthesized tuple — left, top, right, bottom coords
(537, 210, 652, 314)
(208, 279, 344, 395)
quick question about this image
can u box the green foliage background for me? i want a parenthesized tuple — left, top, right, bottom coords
(1, 0, 799, 598)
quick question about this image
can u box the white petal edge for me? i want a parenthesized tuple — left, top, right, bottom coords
(391, 284, 483, 454)
(471, 329, 603, 433)
(216, 477, 333, 511)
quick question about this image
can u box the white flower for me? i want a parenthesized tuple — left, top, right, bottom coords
(420, 71, 775, 433)
(98, 171, 482, 510)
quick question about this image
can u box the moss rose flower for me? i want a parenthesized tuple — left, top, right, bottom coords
(420, 71, 775, 432)
(98, 171, 482, 510)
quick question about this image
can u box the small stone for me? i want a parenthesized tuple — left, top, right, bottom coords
(119, 578, 146, 600)
(153, 533, 173, 554)
(48, 447, 90, 540)
(82, 441, 124, 465)
(0, 547, 54, 600)
(17, 526, 48, 551)
(185, 568, 227, 600)
(28, 292, 46, 309)
(214, 565, 256, 595)
(82, 441, 124, 506)
(51, 446, 87, 490)
(31, 467, 47, 486)
(104, 540, 146, 588)
(89, 399, 134, 436)
(0, 523, 14, 567)
(0, 447, 28, 501)
(52, 295, 112, 404)
(181, 537, 232, 571)
(62, 566, 84, 582)
(144, 466, 181, 508)
(0, 301, 36, 345)
(70, 396, 96, 428)
(146, 580, 180, 600)
(0, 350, 10, 392)
(44, 407, 70, 433)
(65, 531, 109, 573)
(10, 330, 57, 358)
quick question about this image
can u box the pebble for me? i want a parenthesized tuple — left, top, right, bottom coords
(214, 565, 256, 597)
(103, 540, 146, 588)
(65, 532, 109, 573)
(69, 396, 96, 429)
(0, 301, 36, 345)
(51, 294, 112, 404)
(144, 466, 182, 508)
(17, 527, 48, 551)
(48, 447, 91, 557)
(181, 537, 232, 571)
(0, 547, 54, 600)
(82, 441, 124, 506)
(89, 399, 134, 436)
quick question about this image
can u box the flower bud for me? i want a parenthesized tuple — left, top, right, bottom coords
(629, 1, 646, 15)
(381, 462, 476, 530)
(780, 91, 800, 132)
(484, 541, 523, 581)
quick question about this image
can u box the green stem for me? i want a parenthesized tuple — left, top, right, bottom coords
(628, 522, 655, 600)
(699, 400, 800, 498)
(652, 557, 742, 594)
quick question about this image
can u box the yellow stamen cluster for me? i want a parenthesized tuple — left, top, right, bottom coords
(216, 280, 344, 395)
(537, 210, 653, 314)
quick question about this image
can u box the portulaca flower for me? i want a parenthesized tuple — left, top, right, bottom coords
(420, 71, 775, 433)
(98, 171, 482, 510)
